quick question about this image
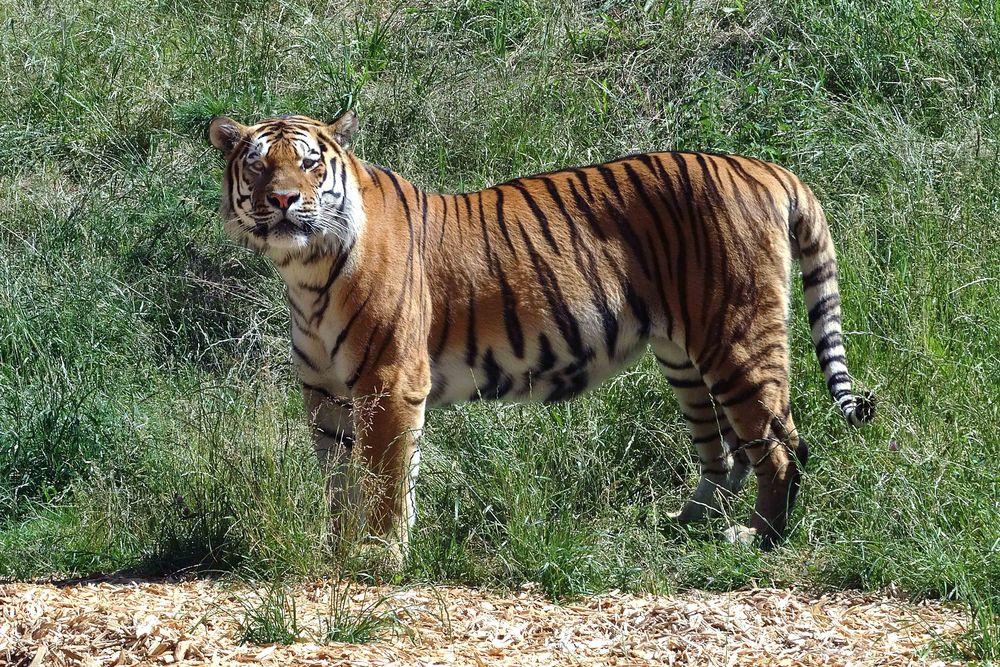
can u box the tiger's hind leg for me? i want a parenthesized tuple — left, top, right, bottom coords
(652, 340, 749, 522)
(702, 348, 805, 550)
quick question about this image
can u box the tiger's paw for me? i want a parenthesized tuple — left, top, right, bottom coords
(666, 501, 712, 523)
(337, 536, 407, 576)
(722, 524, 757, 547)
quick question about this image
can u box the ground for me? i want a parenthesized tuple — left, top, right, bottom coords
(1, 580, 967, 666)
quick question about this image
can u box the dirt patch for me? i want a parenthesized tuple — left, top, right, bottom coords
(0, 580, 967, 666)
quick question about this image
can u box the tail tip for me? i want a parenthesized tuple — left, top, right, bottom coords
(844, 391, 876, 427)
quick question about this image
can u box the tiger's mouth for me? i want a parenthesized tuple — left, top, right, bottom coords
(271, 218, 301, 236)
(250, 216, 311, 238)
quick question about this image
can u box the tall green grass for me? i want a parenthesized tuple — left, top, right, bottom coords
(1, 0, 997, 648)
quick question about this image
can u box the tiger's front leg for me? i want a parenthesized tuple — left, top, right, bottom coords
(302, 385, 360, 540)
(350, 363, 429, 565)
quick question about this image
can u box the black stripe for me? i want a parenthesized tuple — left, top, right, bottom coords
(432, 298, 451, 360)
(497, 267, 525, 358)
(478, 192, 496, 276)
(681, 410, 719, 425)
(669, 153, 705, 268)
(596, 164, 625, 205)
(493, 188, 518, 256)
(633, 154, 679, 281)
(380, 169, 420, 362)
(438, 193, 448, 249)
(542, 175, 619, 358)
(287, 293, 310, 330)
(308, 240, 355, 299)
(366, 321, 399, 380)
(362, 172, 418, 377)
(667, 376, 704, 389)
(624, 281, 651, 339)
(696, 283, 759, 374)
(418, 188, 429, 263)
(712, 156, 763, 225)
(302, 382, 332, 399)
(294, 326, 322, 342)
(750, 158, 795, 207)
(652, 155, 693, 344)
(718, 379, 781, 408)
(621, 159, 668, 259)
(300, 245, 330, 265)
(534, 333, 557, 374)
(693, 154, 728, 332)
(385, 170, 414, 226)
(815, 330, 844, 351)
(571, 168, 595, 200)
(600, 189, 652, 283)
(511, 182, 560, 255)
(331, 292, 373, 359)
(826, 371, 851, 392)
(693, 427, 733, 445)
(539, 176, 574, 226)
(336, 161, 349, 218)
(345, 327, 379, 390)
(800, 237, 827, 257)
(566, 178, 607, 242)
(292, 343, 321, 372)
(465, 291, 478, 366)
(819, 353, 847, 371)
(654, 355, 693, 371)
(517, 220, 588, 361)
(731, 156, 786, 224)
(419, 190, 430, 255)
(647, 228, 678, 345)
(478, 348, 514, 399)
(808, 294, 841, 329)
(802, 261, 836, 289)
(457, 192, 470, 245)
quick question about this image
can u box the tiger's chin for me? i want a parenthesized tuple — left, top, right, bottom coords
(224, 218, 316, 257)
(244, 228, 346, 265)
(260, 229, 313, 252)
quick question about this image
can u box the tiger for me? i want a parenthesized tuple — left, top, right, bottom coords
(208, 111, 874, 561)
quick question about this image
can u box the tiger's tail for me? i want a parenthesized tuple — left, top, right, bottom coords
(791, 187, 875, 427)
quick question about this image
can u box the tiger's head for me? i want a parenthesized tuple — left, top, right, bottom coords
(208, 112, 363, 259)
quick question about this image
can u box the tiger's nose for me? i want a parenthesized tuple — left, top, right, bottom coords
(267, 191, 300, 211)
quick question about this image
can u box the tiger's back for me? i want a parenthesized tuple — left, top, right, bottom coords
(412, 151, 803, 408)
(209, 112, 873, 559)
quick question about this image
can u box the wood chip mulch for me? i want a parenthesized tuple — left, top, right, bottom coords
(0, 580, 968, 666)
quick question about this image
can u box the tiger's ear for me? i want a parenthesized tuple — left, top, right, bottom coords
(208, 116, 247, 155)
(328, 110, 359, 147)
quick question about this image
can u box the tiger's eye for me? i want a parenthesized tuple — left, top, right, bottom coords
(302, 157, 318, 170)
(247, 159, 265, 172)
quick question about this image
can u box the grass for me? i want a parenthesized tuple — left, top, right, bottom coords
(0, 0, 997, 655)
(317, 578, 412, 644)
(232, 577, 412, 646)
(235, 584, 304, 645)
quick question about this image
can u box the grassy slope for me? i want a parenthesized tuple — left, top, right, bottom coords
(0, 0, 997, 623)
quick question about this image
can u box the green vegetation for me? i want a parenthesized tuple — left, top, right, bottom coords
(1, 0, 997, 652)
(235, 584, 304, 645)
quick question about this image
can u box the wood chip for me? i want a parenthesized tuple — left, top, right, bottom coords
(0, 581, 969, 666)
(175, 639, 192, 661)
(27, 643, 47, 667)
